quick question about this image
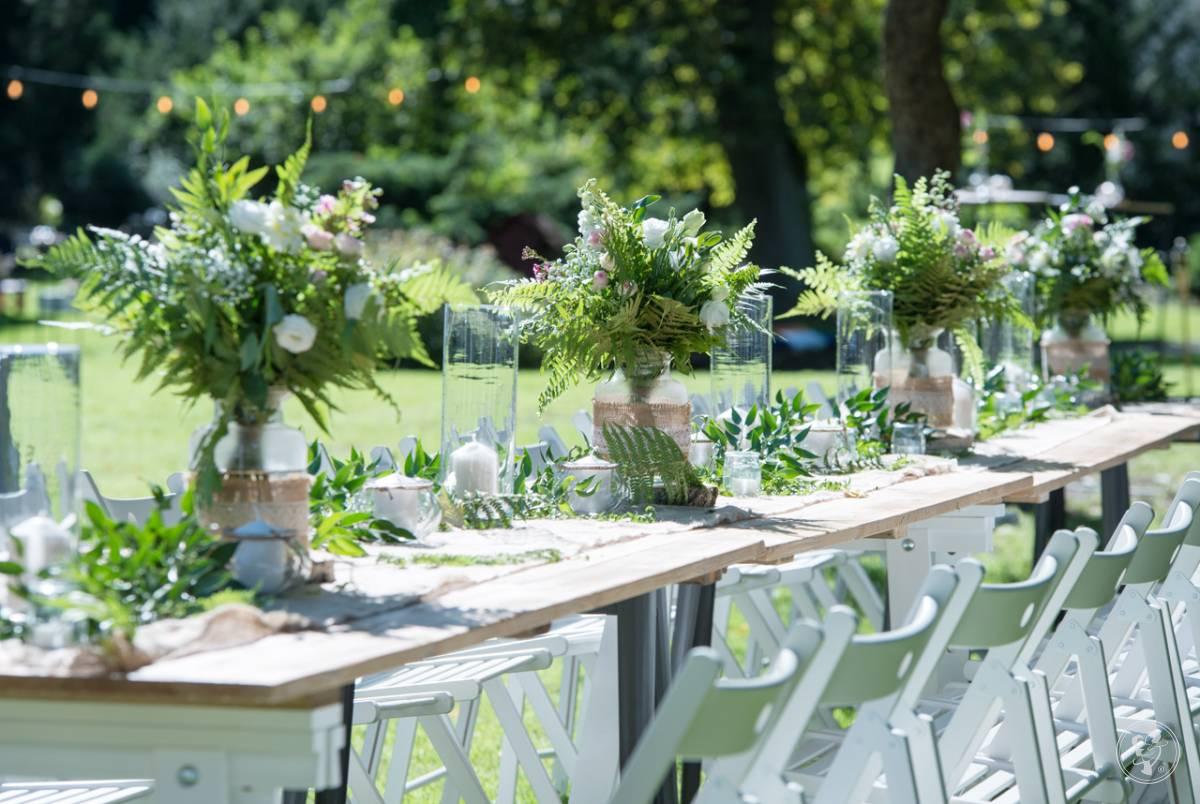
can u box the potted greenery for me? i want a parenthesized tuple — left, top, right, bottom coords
(36, 100, 472, 557)
(1005, 188, 1168, 388)
(784, 172, 1022, 439)
(489, 180, 765, 456)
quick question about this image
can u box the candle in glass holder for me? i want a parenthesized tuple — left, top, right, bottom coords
(559, 455, 618, 514)
(724, 450, 762, 498)
(450, 439, 500, 495)
(689, 434, 715, 471)
(892, 422, 926, 455)
(11, 516, 73, 576)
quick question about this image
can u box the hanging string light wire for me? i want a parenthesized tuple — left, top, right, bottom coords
(1, 64, 353, 98)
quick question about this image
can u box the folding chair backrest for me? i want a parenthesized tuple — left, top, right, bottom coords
(821, 567, 957, 707)
(1124, 488, 1196, 586)
(951, 527, 1088, 649)
(1062, 515, 1143, 610)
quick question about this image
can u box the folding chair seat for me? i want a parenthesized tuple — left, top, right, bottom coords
(0, 780, 152, 803)
(77, 469, 185, 526)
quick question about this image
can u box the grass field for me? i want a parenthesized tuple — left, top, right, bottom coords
(4, 305, 1200, 801)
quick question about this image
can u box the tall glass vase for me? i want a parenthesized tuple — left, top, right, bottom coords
(984, 272, 1036, 393)
(0, 344, 81, 646)
(192, 389, 311, 547)
(710, 291, 772, 414)
(875, 326, 975, 435)
(1041, 310, 1111, 392)
(837, 290, 893, 407)
(441, 304, 519, 496)
(593, 353, 691, 458)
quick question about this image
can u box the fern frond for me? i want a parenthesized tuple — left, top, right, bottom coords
(952, 327, 985, 386)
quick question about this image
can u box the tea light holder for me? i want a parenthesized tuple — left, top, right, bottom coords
(441, 305, 519, 495)
(724, 450, 762, 498)
(805, 421, 857, 469)
(891, 422, 926, 456)
(558, 455, 619, 515)
(688, 434, 715, 471)
(367, 473, 442, 539)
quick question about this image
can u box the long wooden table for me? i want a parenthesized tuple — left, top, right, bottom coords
(0, 405, 1197, 803)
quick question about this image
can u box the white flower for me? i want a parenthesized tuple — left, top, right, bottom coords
(669, 249, 684, 270)
(642, 217, 670, 250)
(709, 284, 730, 302)
(845, 231, 874, 264)
(872, 235, 899, 264)
(931, 209, 960, 239)
(230, 200, 270, 235)
(334, 232, 364, 257)
(699, 299, 731, 331)
(343, 283, 373, 320)
(261, 201, 305, 253)
(578, 209, 601, 239)
(273, 314, 318, 354)
(600, 252, 614, 272)
(681, 209, 706, 237)
(1126, 248, 1143, 271)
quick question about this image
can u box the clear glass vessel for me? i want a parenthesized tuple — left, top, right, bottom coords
(724, 450, 762, 498)
(592, 353, 691, 458)
(875, 326, 975, 434)
(192, 389, 311, 547)
(836, 290, 893, 407)
(710, 291, 773, 414)
(983, 272, 1036, 392)
(1041, 310, 1111, 401)
(891, 422, 926, 455)
(367, 473, 442, 540)
(441, 304, 520, 495)
(0, 344, 81, 646)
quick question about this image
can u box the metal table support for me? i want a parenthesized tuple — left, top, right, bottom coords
(1034, 488, 1066, 560)
(671, 582, 717, 803)
(1101, 463, 1131, 540)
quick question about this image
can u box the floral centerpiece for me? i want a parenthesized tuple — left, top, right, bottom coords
(36, 100, 472, 551)
(1005, 188, 1167, 385)
(489, 180, 765, 455)
(785, 172, 1022, 435)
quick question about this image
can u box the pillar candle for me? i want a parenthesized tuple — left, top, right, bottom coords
(450, 440, 500, 495)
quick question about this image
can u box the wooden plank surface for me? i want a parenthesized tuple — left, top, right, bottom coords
(1, 405, 1197, 705)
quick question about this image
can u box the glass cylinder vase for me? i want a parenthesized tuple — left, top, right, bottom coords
(0, 344, 81, 645)
(983, 272, 1036, 392)
(192, 389, 311, 548)
(593, 354, 691, 459)
(875, 326, 975, 434)
(836, 290, 893, 407)
(441, 304, 519, 495)
(710, 291, 772, 414)
(1041, 311, 1111, 389)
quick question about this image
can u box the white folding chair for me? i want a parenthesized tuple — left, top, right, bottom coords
(78, 470, 185, 526)
(0, 779, 152, 802)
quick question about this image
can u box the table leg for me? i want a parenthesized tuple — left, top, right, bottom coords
(1101, 463, 1131, 541)
(284, 683, 354, 804)
(675, 582, 716, 804)
(884, 528, 932, 629)
(1034, 488, 1067, 560)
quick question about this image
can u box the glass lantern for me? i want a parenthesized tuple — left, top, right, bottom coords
(0, 344, 81, 646)
(983, 272, 1036, 394)
(724, 450, 762, 498)
(710, 291, 773, 414)
(836, 290, 893, 407)
(441, 304, 519, 496)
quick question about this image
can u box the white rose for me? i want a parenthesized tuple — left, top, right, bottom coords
(709, 285, 730, 302)
(334, 232, 364, 257)
(845, 231, 873, 264)
(699, 299, 731, 331)
(230, 200, 270, 235)
(343, 283, 373, 321)
(931, 209, 960, 238)
(261, 201, 305, 253)
(600, 252, 614, 272)
(642, 217, 670, 250)
(872, 235, 899, 264)
(273, 314, 318, 354)
(681, 209, 706, 237)
(578, 209, 601, 239)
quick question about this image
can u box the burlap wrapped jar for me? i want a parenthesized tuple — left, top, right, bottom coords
(592, 355, 691, 458)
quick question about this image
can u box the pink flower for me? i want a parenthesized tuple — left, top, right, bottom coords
(954, 228, 978, 258)
(979, 246, 996, 261)
(532, 262, 549, 282)
(316, 195, 337, 215)
(334, 232, 364, 257)
(587, 230, 603, 247)
(592, 270, 609, 291)
(1062, 214, 1094, 235)
(620, 280, 637, 297)
(303, 224, 334, 252)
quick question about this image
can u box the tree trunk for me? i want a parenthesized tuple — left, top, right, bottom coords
(883, 0, 961, 182)
(714, 0, 814, 305)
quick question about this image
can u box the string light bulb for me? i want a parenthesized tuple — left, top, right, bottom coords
(1036, 132, 1055, 152)
(387, 87, 405, 106)
(972, 130, 989, 145)
(310, 94, 327, 113)
(156, 95, 173, 114)
(6, 79, 23, 100)
(1173, 130, 1190, 150)
(464, 76, 481, 94)
(81, 89, 98, 109)
(233, 97, 250, 116)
